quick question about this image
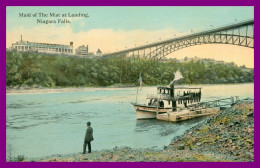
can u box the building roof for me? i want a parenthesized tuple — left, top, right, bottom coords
(96, 48, 102, 53)
(12, 40, 73, 49)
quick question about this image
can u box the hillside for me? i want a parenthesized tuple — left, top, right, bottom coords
(6, 51, 254, 88)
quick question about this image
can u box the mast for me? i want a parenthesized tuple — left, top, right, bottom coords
(170, 82, 177, 111)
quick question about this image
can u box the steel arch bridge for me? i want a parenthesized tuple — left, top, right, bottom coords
(103, 19, 254, 60)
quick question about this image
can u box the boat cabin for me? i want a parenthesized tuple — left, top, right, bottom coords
(146, 85, 202, 111)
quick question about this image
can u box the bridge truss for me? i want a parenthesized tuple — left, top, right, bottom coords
(103, 19, 254, 60)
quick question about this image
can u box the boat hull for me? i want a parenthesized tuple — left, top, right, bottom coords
(131, 103, 171, 120)
(135, 109, 157, 119)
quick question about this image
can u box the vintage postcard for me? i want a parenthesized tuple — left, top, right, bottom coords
(5, 6, 254, 163)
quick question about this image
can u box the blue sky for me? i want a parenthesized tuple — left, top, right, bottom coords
(7, 6, 253, 33)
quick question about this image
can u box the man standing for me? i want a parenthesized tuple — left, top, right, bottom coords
(83, 121, 94, 154)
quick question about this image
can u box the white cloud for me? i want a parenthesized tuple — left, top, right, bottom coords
(6, 25, 180, 53)
(6, 25, 254, 68)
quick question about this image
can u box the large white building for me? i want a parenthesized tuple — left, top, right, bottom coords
(10, 35, 73, 55)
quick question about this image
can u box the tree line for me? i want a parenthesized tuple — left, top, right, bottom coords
(6, 51, 254, 88)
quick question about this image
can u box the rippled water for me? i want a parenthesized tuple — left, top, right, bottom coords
(6, 83, 254, 158)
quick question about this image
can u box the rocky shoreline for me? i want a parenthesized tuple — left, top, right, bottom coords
(21, 102, 253, 162)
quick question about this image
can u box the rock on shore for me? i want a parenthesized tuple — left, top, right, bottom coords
(169, 102, 254, 162)
(26, 102, 254, 162)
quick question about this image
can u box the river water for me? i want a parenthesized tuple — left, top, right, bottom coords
(6, 83, 254, 158)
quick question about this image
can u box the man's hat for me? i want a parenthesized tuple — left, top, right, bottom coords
(87, 122, 91, 126)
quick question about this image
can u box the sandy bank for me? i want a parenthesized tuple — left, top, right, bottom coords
(6, 87, 136, 95)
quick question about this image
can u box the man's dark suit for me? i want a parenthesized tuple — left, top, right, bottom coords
(83, 126, 93, 154)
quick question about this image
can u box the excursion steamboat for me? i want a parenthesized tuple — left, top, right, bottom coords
(131, 83, 203, 120)
(131, 71, 241, 122)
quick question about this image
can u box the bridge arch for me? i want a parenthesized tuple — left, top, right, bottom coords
(146, 31, 254, 60)
(147, 33, 253, 60)
(103, 19, 254, 60)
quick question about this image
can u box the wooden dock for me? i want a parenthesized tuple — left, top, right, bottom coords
(156, 108, 220, 122)
(155, 97, 254, 122)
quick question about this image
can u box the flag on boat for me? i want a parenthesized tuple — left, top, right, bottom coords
(170, 70, 183, 85)
(139, 72, 142, 90)
(174, 70, 183, 81)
